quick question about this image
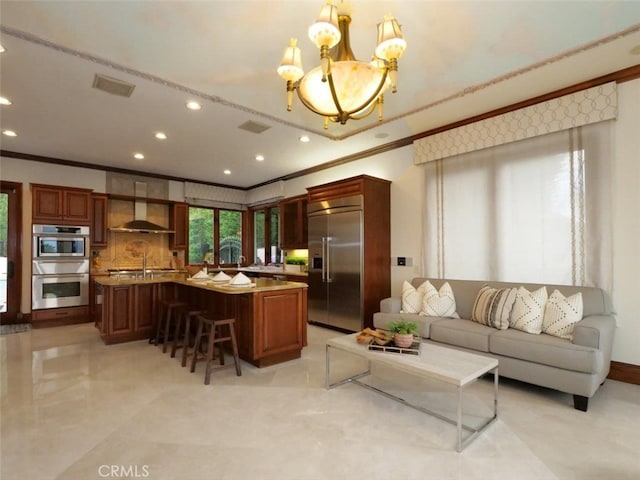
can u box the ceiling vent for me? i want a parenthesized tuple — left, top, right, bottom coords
(92, 73, 136, 97)
(238, 120, 271, 134)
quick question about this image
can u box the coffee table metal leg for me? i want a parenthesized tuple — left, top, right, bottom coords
(326, 344, 371, 389)
(457, 386, 463, 452)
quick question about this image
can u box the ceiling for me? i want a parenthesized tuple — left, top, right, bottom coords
(1, 1, 639, 189)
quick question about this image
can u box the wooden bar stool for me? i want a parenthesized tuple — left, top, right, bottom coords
(154, 299, 188, 353)
(189, 315, 241, 384)
(170, 306, 203, 367)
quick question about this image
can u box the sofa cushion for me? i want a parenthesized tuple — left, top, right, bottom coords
(429, 319, 493, 352)
(421, 281, 459, 318)
(401, 280, 426, 314)
(542, 290, 583, 340)
(471, 286, 517, 330)
(489, 328, 603, 374)
(509, 286, 548, 334)
(373, 312, 443, 338)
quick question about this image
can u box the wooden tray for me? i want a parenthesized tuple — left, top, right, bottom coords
(368, 339, 421, 355)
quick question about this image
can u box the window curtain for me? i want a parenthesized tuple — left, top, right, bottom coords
(422, 121, 612, 291)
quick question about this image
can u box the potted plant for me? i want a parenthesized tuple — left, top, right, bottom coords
(285, 257, 307, 273)
(388, 319, 418, 348)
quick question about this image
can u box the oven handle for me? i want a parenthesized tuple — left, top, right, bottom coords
(33, 273, 89, 278)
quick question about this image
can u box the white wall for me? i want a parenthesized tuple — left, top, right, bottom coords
(1, 78, 639, 365)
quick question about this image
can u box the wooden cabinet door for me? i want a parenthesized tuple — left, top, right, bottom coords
(255, 290, 303, 358)
(32, 185, 63, 222)
(279, 195, 308, 249)
(135, 283, 156, 331)
(169, 202, 188, 249)
(63, 190, 91, 223)
(108, 285, 134, 335)
(91, 194, 109, 247)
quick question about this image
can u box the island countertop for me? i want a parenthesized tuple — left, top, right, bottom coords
(94, 275, 307, 293)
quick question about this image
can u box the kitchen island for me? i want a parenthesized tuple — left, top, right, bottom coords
(94, 276, 308, 367)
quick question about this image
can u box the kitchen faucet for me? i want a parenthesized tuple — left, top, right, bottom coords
(237, 255, 246, 268)
(142, 252, 147, 280)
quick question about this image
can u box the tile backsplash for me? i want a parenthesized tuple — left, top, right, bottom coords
(93, 198, 184, 270)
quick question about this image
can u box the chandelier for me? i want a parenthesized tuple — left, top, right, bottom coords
(277, 1, 407, 129)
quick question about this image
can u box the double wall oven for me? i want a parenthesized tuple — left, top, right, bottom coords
(32, 225, 90, 310)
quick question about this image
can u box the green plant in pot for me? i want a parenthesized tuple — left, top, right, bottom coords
(388, 319, 418, 348)
(285, 257, 307, 272)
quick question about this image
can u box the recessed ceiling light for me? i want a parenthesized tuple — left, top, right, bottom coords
(0, 97, 12, 106)
(255, 154, 265, 161)
(133, 153, 145, 160)
(299, 135, 311, 143)
(2, 130, 17, 137)
(0, 45, 5, 53)
(186, 101, 202, 110)
(154, 132, 167, 140)
(375, 132, 389, 139)
(223, 169, 231, 175)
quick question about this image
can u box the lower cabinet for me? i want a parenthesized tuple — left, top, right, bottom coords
(99, 282, 160, 344)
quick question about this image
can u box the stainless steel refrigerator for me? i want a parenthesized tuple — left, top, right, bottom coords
(307, 195, 363, 332)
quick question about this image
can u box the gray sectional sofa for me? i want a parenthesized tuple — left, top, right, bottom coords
(373, 278, 616, 411)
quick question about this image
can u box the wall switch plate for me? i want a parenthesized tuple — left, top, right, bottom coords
(397, 256, 406, 266)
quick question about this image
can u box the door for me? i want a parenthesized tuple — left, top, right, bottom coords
(326, 210, 362, 331)
(307, 214, 328, 325)
(0, 181, 22, 324)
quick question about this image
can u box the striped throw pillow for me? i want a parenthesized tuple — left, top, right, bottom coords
(542, 290, 583, 340)
(509, 286, 548, 334)
(471, 286, 517, 330)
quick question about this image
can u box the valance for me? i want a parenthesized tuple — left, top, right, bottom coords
(414, 81, 617, 164)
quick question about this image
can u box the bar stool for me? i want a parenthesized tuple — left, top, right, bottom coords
(170, 305, 203, 367)
(189, 315, 241, 384)
(154, 299, 188, 353)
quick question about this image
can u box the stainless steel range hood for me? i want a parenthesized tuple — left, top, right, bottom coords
(110, 182, 175, 234)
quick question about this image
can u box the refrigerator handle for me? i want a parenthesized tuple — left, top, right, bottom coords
(321, 237, 326, 283)
(326, 236, 332, 283)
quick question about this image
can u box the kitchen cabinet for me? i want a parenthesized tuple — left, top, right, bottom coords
(279, 194, 307, 249)
(169, 202, 188, 250)
(91, 194, 109, 247)
(31, 305, 91, 328)
(32, 184, 92, 225)
(98, 282, 159, 343)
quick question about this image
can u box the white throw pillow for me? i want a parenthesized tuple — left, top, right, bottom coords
(401, 280, 427, 314)
(421, 281, 459, 318)
(509, 286, 548, 334)
(542, 290, 583, 340)
(471, 285, 517, 330)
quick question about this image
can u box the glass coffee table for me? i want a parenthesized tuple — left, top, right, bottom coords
(326, 333, 498, 452)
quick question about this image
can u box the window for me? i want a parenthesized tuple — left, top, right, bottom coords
(188, 207, 243, 266)
(422, 123, 612, 289)
(252, 206, 280, 264)
(219, 210, 242, 265)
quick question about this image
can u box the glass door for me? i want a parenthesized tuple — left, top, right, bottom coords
(0, 181, 22, 324)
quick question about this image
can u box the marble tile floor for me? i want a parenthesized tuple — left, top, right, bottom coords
(1, 323, 639, 480)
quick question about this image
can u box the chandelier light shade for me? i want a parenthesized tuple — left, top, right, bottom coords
(277, 0, 406, 129)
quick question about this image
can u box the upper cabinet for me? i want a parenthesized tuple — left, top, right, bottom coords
(32, 184, 92, 225)
(280, 194, 307, 250)
(169, 202, 188, 250)
(91, 194, 109, 247)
